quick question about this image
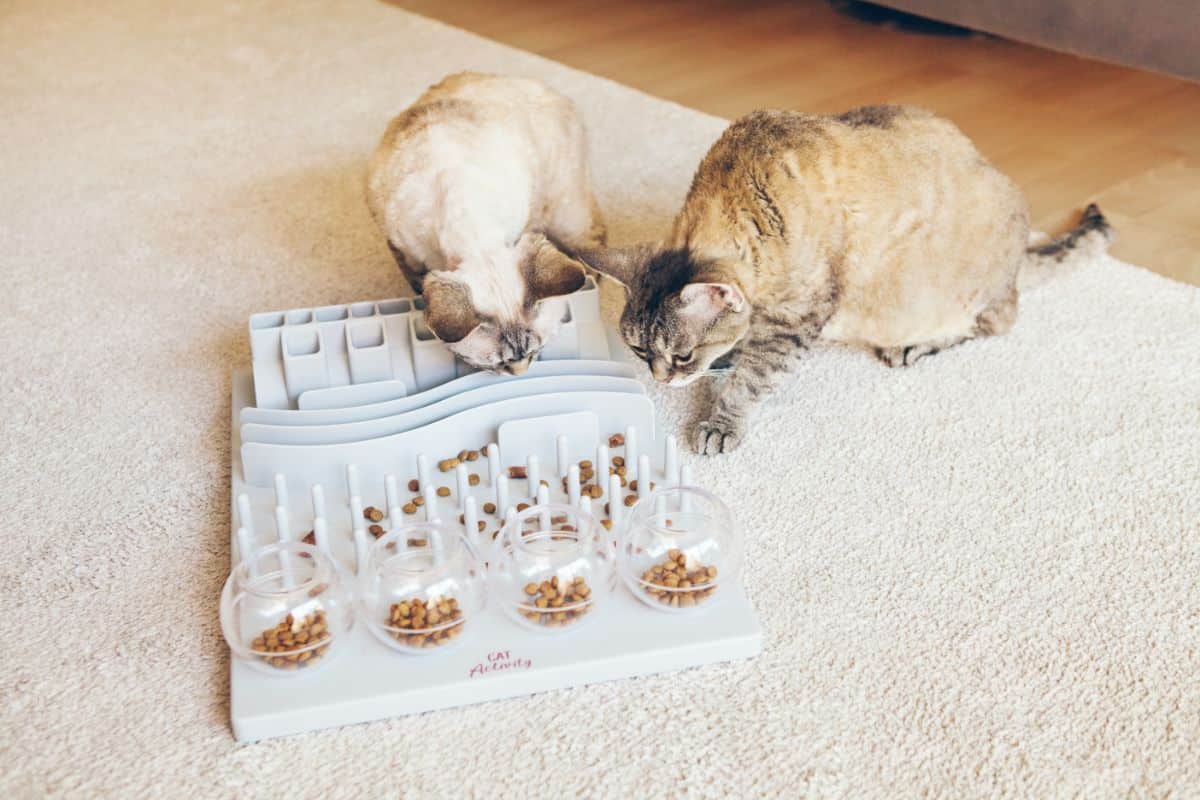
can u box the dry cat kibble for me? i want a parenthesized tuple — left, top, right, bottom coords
(301, 531, 316, 545)
(413, 495, 425, 507)
(250, 611, 331, 669)
(468, 473, 481, 486)
(436, 486, 451, 497)
(623, 494, 637, 507)
(508, 466, 527, 479)
(483, 501, 497, 514)
(438, 458, 460, 472)
(369, 523, 386, 538)
(387, 596, 464, 648)
(612, 455, 625, 467)
(609, 433, 625, 448)
(408, 479, 420, 492)
(520, 575, 592, 627)
(642, 549, 718, 608)
(402, 503, 417, 515)
(465, 449, 480, 462)
(364, 506, 384, 523)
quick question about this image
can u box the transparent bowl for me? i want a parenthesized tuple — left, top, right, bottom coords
(219, 542, 355, 676)
(618, 485, 742, 613)
(491, 503, 615, 633)
(358, 522, 486, 655)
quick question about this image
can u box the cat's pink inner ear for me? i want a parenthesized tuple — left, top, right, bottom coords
(423, 274, 482, 343)
(679, 282, 745, 317)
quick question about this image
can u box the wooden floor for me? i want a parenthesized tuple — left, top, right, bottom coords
(390, 0, 1200, 285)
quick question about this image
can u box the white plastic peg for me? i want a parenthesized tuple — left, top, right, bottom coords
(556, 434, 570, 478)
(625, 426, 638, 479)
(664, 435, 679, 485)
(567, 465, 581, 508)
(486, 443, 501, 485)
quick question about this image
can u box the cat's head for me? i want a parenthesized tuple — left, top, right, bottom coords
(578, 246, 750, 386)
(421, 234, 588, 374)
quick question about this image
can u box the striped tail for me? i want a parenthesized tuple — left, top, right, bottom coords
(1019, 203, 1114, 291)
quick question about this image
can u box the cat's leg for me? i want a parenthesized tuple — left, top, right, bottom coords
(388, 242, 427, 294)
(873, 285, 1019, 367)
(545, 193, 606, 251)
(873, 339, 962, 368)
(694, 310, 820, 455)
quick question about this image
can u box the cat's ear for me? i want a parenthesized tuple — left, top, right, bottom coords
(422, 271, 482, 343)
(678, 282, 746, 325)
(571, 244, 654, 289)
(523, 235, 588, 302)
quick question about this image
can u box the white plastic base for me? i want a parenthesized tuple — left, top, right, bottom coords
(228, 368, 762, 742)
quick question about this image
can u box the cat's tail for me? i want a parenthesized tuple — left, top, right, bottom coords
(1019, 203, 1114, 291)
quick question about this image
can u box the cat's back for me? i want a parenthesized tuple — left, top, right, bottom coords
(367, 72, 582, 255)
(371, 72, 575, 169)
(677, 105, 1020, 252)
(684, 105, 973, 195)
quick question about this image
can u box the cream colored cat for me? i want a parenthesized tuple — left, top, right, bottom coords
(578, 106, 1112, 454)
(366, 72, 605, 374)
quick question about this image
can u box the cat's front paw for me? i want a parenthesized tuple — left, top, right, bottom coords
(693, 418, 744, 455)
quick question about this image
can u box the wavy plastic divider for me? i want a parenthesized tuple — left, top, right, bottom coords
(241, 376, 645, 447)
(242, 360, 637, 428)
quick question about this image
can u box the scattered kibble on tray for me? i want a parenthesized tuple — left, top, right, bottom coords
(436, 486, 451, 497)
(402, 502, 417, 515)
(508, 466, 527, 479)
(520, 576, 592, 627)
(369, 523, 386, 538)
(387, 596, 463, 648)
(483, 502, 497, 514)
(608, 433, 625, 447)
(250, 611, 330, 669)
(408, 479, 420, 492)
(364, 506, 384, 523)
(438, 458, 460, 472)
(642, 549, 717, 608)
(468, 473, 480, 486)
(301, 531, 316, 545)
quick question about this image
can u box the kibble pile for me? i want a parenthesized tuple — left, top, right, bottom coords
(387, 596, 464, 648)
(249, 611, 331, 670)
(641, 549, 718, 608)
(520, 575, 592, 627)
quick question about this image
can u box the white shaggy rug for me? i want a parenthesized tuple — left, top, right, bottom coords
(2, 1, 1198, 796)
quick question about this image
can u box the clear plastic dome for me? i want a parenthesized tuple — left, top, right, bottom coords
(618, 485, 742, 613)
(358, 522, 486, 655)
(220, 541, 355, 675)
(491, 503, 615, 633)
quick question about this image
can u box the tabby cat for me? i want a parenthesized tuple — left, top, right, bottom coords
(578, 106, 1112, 454)
(366, 72, 606, 374)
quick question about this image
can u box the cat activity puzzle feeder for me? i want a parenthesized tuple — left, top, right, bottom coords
(225, 282, 762, 741)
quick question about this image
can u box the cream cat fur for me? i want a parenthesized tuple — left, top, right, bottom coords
(366, 72, 605, 373)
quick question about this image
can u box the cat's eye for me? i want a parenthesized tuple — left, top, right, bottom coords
(630, 345, 648, 359)
(674, 350, 695, 365)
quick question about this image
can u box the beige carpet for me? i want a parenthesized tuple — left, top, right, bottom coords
(2, 0, 1198, 796)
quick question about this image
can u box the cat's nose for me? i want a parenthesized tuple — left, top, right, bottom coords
(506, 358, 532, 376)
(650, 359, 671, 382)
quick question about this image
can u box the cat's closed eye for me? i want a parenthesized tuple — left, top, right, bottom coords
(630, 344, 649, 359)
(673, 350, 695, 365)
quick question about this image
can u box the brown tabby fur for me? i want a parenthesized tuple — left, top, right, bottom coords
(578, 106, 1113, 454)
